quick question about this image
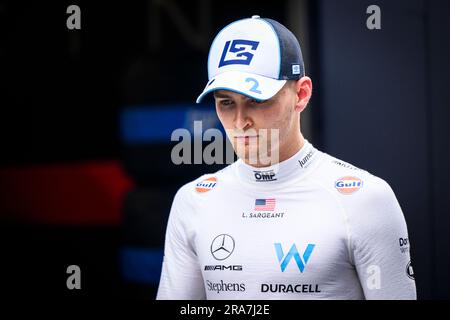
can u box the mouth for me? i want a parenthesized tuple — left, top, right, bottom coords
(234, 135, 258, 145)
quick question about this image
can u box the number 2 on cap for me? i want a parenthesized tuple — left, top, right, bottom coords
(245, 77, 262, 94)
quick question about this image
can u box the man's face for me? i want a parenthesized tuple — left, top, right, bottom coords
(214, 81, 300, 166)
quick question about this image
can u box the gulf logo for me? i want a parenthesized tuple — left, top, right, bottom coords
(195, 177, 217, 193)
(335, 176, 363, 194)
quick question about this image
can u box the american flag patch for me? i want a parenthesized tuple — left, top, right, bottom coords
(254, 198, 276, 211)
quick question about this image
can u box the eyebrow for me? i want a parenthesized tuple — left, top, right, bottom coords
(213, 92, 233, 99)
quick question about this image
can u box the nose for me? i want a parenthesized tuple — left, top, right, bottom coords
(234, 104, 252, 131)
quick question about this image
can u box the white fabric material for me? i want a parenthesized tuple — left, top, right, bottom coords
(157, 141, 417, 300)
(207, 18, 280, 80)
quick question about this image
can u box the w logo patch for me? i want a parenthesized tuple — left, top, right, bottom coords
(274, 243, 315, 272)
(218, 39, 259, 67)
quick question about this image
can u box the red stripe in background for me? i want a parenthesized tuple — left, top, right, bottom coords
(0, 160, 134, 225)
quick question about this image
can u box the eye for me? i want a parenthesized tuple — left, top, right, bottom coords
(218, 99, 234, 107)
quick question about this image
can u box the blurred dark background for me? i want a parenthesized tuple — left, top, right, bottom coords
(0, 0, 449, 300)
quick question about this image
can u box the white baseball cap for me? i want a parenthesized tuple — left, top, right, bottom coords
(196, 15, 305, 103)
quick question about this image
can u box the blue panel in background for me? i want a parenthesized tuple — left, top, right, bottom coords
(120, 246, 164, 284)
(120, 104, 223, 144)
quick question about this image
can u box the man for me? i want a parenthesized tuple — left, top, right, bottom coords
(156, 16, 416, 299)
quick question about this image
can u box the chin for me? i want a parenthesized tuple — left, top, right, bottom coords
(236, 148, 274, 166)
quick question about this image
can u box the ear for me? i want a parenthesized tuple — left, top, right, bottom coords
(294, 76, 313, 113)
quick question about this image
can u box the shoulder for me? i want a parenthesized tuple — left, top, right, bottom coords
(313, 153, 405, 231)
(309, 152, 396, 204)
(310, 152, 407, 242)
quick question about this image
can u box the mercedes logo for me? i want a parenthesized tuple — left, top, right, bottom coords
(210, 234, 235, 260)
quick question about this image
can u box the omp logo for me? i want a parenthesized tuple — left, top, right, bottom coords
(195, 177, 217, 193)
(254, 170, 277, 182)
(335, 176, 363, 194)
(274, 243, 315, 272)
(218, 40, 259, 67)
